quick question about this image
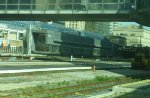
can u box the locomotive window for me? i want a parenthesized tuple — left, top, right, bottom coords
(19, 33, 23, 40)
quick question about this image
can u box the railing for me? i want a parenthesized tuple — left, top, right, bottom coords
(0, 47, 23, 54)
(0, 0, 134, 14)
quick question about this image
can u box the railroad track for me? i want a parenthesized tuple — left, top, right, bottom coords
(1, 77, 139, 98)
(1, 74, 150, 98)
(53, 78, 136, 98)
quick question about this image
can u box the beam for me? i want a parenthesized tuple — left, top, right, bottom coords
(0, 14, 132, 21)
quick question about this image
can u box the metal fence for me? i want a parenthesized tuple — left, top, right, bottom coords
(0, 47, 23, 54)
(0, 0, 135, 13)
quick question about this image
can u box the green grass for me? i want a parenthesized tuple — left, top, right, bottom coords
(94, 75, 114, 81)
(0, 76, 115, 96)
(0, 76, 138, 98)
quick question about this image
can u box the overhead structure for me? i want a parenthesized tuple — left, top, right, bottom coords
(0, 0, 149, 26)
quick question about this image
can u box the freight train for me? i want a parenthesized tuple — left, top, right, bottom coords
(27, 23, 113, 57)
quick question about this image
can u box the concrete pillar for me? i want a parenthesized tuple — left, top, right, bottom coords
(26, 25, 32, 55)
(16, 31, 19, 40)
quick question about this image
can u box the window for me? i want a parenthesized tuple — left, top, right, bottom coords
(7, 0, 18, 4)
(89, 0, 102, 3)
(7, 0, 18, 9)
(20, 0, 32, 10)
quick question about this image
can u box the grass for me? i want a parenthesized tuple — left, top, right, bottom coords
(94, 75, 114, 81)
(75, 75, 117, 85)
(0, 75, 139, 98)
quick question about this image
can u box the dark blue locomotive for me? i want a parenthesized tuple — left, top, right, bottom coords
(31, 22, 113, 57)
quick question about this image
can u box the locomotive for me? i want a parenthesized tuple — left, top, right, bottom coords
(131, 47, 150, 70)
(28, 23, 113, 57)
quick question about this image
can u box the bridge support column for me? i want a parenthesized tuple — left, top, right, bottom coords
(26, 25, 33, 55)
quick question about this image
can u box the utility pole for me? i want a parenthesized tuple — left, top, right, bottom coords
(27, 24, 32, 55)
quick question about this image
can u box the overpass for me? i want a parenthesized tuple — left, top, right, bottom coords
(0, 0, 149, 26)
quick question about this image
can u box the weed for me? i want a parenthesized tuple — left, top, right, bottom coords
(94, 75, 111, 81)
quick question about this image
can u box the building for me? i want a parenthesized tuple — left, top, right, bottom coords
(65, 21, 122, 36)
(95, 22, 122, 36)
(0, 22, 25, 48)
(65, 21, 95, 32)
(113, 25, 150, 47)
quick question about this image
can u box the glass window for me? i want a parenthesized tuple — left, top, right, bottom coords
(103, 0, 118, 3)
(7, 0, 19, 10)
(62, 0, 73, 4)
(120, 0, 125, 3)
(0, 0, 6, 9)
(45, 0, 56, 4)
(103, 4, 118, 10)
(0, 0, 6, 4)
(89, 4, 102, 10)
(20, 0, 32, 4)
(89, 0, 102, 3)
(7, 0, 18, 4)
(74, 0, 81, 3)
(19, 0, 32, 10)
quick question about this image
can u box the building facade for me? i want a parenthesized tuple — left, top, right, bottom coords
(65, 21, 122, 36)
(113, 25, 150, 47)
(65, 21, 95, 32)
(0, 23, 24, 47)
(95, 22, 122, 36)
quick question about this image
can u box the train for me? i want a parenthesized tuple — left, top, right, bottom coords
(131, 47, 150, 70)
(24, 22, 114, 57)
(119, 46, 150, 70)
